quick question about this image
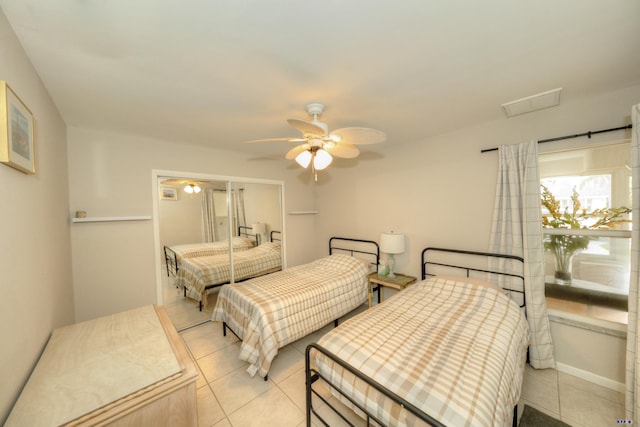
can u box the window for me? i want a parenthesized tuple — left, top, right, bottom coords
(539, 141, 631, 311)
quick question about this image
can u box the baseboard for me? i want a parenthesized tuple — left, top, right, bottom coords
(555, 361, 625, 392)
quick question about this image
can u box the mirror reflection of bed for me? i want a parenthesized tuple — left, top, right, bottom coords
(156, 175, 284, 330)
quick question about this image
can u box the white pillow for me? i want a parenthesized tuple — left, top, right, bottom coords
(435, 275, 504, 293)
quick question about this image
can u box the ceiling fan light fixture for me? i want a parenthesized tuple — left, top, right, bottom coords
(184, 184, 201, 194)
(323, 140, 336, 149)
(295, 150, 312, 168)
(248, 102, 386, 178)
(313, 149, 333, 170)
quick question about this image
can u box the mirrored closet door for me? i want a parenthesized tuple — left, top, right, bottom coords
(154, 172, 284, 330)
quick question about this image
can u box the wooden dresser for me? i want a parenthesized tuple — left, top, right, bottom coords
(5, 305, 198, 426)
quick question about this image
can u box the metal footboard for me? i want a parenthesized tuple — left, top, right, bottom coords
(306, 343, 519, 427)
(164, 245, 178, 277)
(305, 343, 445, 427)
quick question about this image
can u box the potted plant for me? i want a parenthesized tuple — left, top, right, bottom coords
(541, 185, 630, 284)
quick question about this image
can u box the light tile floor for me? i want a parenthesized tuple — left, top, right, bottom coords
(163, 275, 626, 426)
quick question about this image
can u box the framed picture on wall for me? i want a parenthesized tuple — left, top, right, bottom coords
(160, 187, 178, 200)
(0, 81, 35, 174)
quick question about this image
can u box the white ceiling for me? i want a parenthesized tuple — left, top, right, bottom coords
(1, 1, 639, 158)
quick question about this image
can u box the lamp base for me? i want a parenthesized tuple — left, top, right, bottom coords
(387, 254, 396, 279)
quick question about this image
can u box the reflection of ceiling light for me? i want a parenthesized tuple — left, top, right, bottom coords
(313, 149, 333, 170)
(184, 184, 201, 193)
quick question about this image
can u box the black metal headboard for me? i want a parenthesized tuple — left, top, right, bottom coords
(422, 247, 525, 308)
(238, 225, 259, 246)
(270, 230, 282, 242)
(329, 237, 379, 269)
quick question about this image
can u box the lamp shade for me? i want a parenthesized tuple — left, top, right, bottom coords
(252, 222, 266, 235)
(313, 149, 333, 170)
(295, 150, 312, 168)
(380, 231, 405, 254)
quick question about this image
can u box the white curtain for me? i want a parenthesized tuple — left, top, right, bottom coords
(626, 103, 640, 419)
(489, 140, 556, 369)
(231, 189, 247, 235)
(201, 189, 219, 242)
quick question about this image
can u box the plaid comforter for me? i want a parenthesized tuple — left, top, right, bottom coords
(211, 254, 370, 377)
(168, 236, 255, 262)
(176, 242, 282, 308)
(312, 276, 530, 427)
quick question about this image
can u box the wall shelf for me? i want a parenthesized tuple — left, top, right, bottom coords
(288, 211, 318, 215)
(71, 216, 152, 223)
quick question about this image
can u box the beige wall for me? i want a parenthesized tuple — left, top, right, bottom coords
(550, 316, 626, 389)
(158, 184, 203, 249)
(67, 127, 317, 322)
(0, 9, 74, 423)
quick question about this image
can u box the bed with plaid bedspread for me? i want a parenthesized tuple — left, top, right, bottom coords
(168, 236, 255, 262)
(211, 253, 370, 377)
(176, 241, 282, 308)
(310, 276, 529, 427)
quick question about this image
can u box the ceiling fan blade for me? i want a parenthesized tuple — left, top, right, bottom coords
(161, 178, 209, 185)
(160, 178, 186, 185)
(325, 143, 360, 159)
(246, 137, 305, 143)
(287, 119, 327, 136)
(331, 127, 387, 145)
(285, 144, 311, 160)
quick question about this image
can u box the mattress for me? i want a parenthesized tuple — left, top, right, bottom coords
(211, 253, 370, 377)
(168, 236, 255, 262)
(176, 241, 282, 308)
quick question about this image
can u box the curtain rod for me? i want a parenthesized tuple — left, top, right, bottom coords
(480, 124, 633, 154)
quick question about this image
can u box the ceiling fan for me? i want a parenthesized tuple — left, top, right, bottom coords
(247, 103, 386, 180)
(160, 178, 209, 194)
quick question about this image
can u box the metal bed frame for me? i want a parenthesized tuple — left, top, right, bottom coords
(186, 230, 282, 311)
(422, 247, 525, 309)
(305, 247, 526, 427)
(221, 236, 380, 381)
(163, 225, 259, 277)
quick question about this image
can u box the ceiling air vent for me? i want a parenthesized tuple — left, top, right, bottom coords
(501, 88, 562, 117)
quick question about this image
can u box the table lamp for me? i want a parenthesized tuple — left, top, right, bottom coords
(380, 231, 405, 279)
(252, 222, 266, 244)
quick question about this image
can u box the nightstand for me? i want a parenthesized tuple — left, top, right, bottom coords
(367, 272, 417, 307)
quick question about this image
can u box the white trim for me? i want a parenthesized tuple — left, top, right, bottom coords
(288, 211, 318, 215)
(71, 216, 151, 223)
(547, 308, 627, 338)
(555, 361, 625, 393)
(543, 228, 631, 238)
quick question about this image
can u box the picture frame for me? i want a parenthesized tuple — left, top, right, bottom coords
(160, 187, 178, 201)
(0, 81, 35, 174)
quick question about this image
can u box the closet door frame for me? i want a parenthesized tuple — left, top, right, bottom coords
(151, 169, 285, 306)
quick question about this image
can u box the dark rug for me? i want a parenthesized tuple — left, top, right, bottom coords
(519, 405, 571, 427)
